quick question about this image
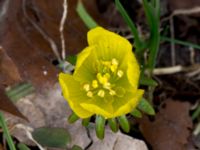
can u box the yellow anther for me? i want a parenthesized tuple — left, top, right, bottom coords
(83, 84, 90, 91)
(110, 64, 118, 72)
(103, 82, 111, 89)
(111, 58, 119, 66)
(97, 90, 105, 98)
(109, 90, 116, 96)
(117, 70, 124, 78)
(92, 80, 98, 88)
(97, 73, 108, 85)
(102, 61, 111, 67)
(104, 73, 110, 79)
(87, 91, 93, 98)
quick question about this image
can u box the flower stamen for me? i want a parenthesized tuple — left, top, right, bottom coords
(92, 80, 98, 88)
(97, 89, 105, 98)
(109, 90, 116, 96)
(117, 70, 124, 78)
(83, 84, 90, 91)
(87, 91, 93, 98)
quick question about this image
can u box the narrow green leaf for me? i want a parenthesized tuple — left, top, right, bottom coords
(71, 145, 83, 150)
(140, 76, 158, 86)
(143, 0, 160, 72)
(76, 0, 98, 29)
(0, 112, 16, 150)
(117, 115, 130, 133)
(17, 143, 30, 150)
(130, 109, 142, 118)
(68, 112, 79, 123)
(161, 36, 200, 50)
(95, 115, 105, 140)
(82, 117, 90, 127)
(108, 118, 118, 133)
(32, 127, 71, 148)
(115, 0, 143, 54)
(6, 82, 32, 97)
(6, 82, 35, 102)
(138, 98, 155, 115)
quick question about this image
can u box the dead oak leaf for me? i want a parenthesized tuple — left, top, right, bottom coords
(139, 99, 192, 150)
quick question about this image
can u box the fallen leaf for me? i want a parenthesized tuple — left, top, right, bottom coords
(0, 144, 4, 150)
(0, 0, 87, 89)
(0, 88, 27, 120)
(139, 99, 193, 150)
(0, 47, 21, 86)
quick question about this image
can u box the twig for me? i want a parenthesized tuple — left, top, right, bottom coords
(59, 0, 68, 60)
(189, 47, 195, 64)
(170, 17, 175, 66)
(22, 0, 62, 63)
(153, 65, 183, 75)
(171, 7, 200, 17)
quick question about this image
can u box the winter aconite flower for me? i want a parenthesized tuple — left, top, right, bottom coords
(59, 27, 144, 119)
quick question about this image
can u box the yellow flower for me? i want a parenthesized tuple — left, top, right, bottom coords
(59, 27, 144, 119)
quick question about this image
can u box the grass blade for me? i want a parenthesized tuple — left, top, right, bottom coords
(161, 36, 200, 50)
(115, 0, 143, 55)
(0, 112, 16, 150)
(76, 0, 98, 29)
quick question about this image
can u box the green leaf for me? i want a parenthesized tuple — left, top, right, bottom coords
(66, 55, 77, 65)
(17, 143, 30, 150)
(130, 109, 142, 118)
(68, 112, 79, 123)
(6, 82, 35, 102)
(138, 98, 155, 115)
(95, 115, 105, 140)
(140, 76, 158, 86)
(76, 0, 98, 29)
(108, 118, 118, 133)
(117, 115, 130, 133)
(71, 145, 83, 150)
(82, 117, 90, 127)
(32, 127, 71, 148)
(143, 0, 160, 72)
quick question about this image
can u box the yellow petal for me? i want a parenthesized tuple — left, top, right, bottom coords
(87, 27, 132, 62)
(113, 89, 144, 117)
(73, 46, 97, 82)
(80, 103, 113, 119)
(59, 73, 93, 118)
(75, 46, 93, 71)
(126, 56, 140, 90)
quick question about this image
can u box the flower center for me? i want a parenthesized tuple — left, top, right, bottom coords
(82, 58, 125, 100)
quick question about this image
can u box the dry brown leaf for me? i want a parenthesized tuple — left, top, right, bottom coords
(0, 88, 27, 120)
(0, 47, 22, 86)
(0, 144, 4, 150)
(139, 99, 192, 150)
(0, 0, 89, 89)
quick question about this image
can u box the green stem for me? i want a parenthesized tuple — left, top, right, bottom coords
(0, 112, 16, 150)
